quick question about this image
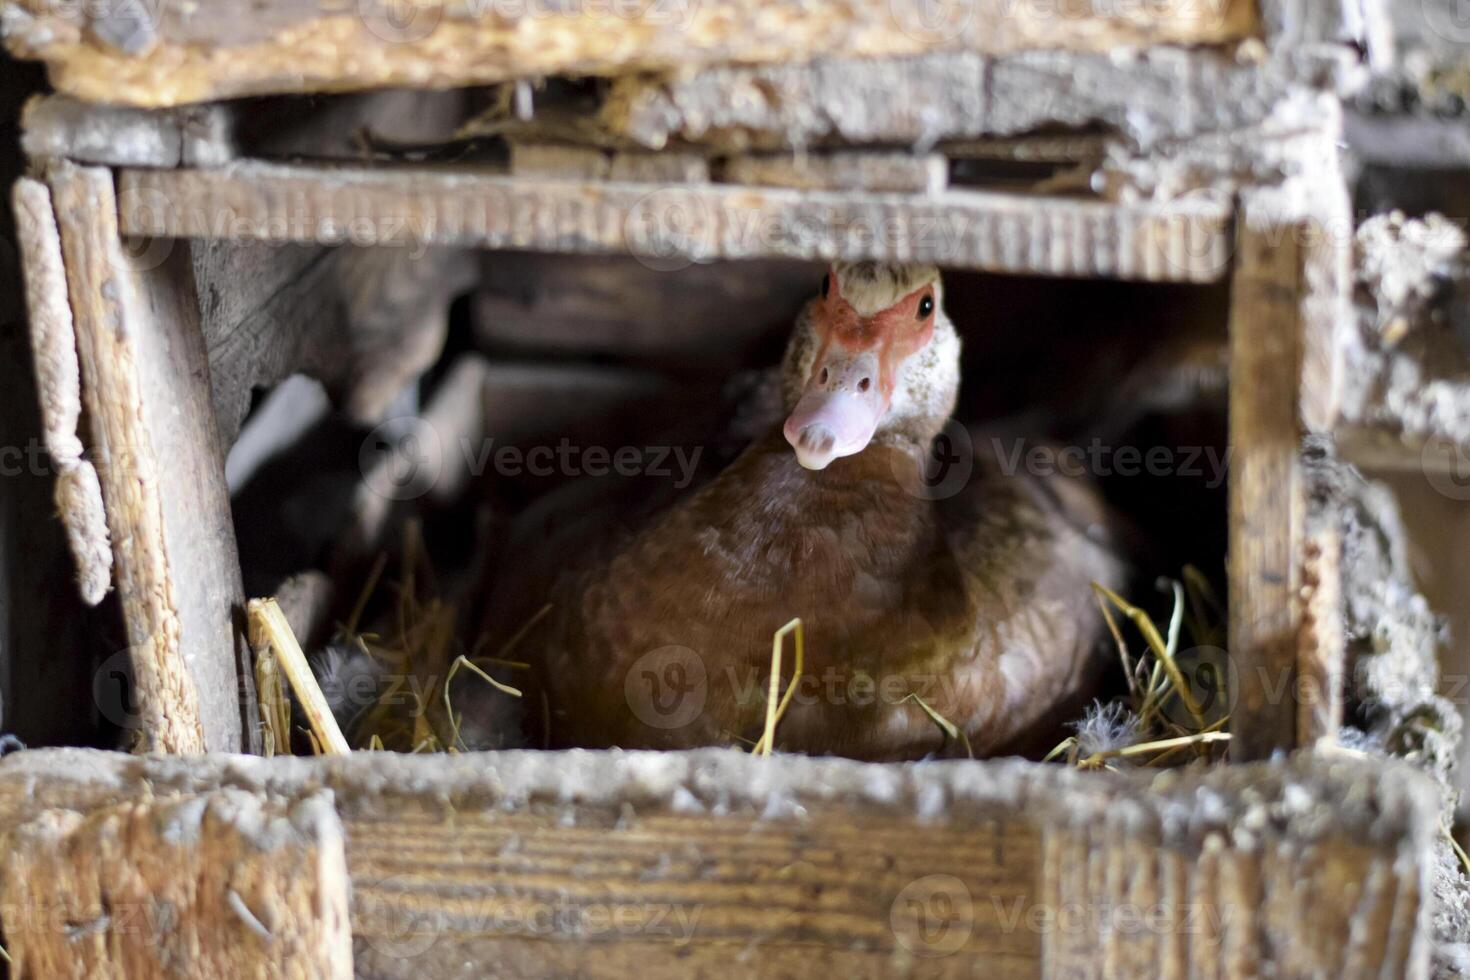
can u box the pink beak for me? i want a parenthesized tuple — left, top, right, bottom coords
(783, 349, 886, 470)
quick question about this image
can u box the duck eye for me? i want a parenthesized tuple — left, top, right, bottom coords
(917, 295, 934, 319)
(821, 274, 831, 299)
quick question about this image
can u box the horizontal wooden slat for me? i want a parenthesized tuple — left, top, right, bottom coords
(0, 0, 1257, 108)
(116, 164, 1234, 282)
(0, 748, 1440, 978)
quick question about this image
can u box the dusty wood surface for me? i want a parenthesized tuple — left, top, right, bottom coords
(0, 0, 1258, 108)
(592, 47, 1312, 153)
(46, 161, 249, 753)
(1226, 198, 1307, 761)
(0, 747, 1437, 979)
(117, 163, 1233, 282)
(22, 93, 233, 167)
(1334, 213, 1470, 473)
(12, 177, 112, 606)
(0, 787, 352, 978)
(21, 88, 466, 168)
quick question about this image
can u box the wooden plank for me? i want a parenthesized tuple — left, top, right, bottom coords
(117, 163, 1234, 283)
(21, 94, 233, 167)
(1226, 199, 1306, 760)
(0, 789, 353, 978)
(0, 0, 1258, 108)
(47, 161, 249, 753)
(0, 748, 1438, 979)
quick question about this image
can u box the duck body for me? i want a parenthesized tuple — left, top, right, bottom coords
(497, 263, 1126, 760)
(537, 425, 1123, 759)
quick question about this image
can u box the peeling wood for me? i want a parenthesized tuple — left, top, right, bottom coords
(0, 0, 1258, 108)
(11, 177, 112, 606)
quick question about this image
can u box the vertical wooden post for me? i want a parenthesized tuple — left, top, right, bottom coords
(1227, 173, 1349, 759)
(1228, 201, 1306, 760)
(45, 161, 254, 753)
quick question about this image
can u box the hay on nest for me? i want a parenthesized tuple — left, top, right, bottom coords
(1048, 567, 1231, 770)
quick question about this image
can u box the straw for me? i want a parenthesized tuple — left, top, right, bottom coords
(248, 598, 352, 755)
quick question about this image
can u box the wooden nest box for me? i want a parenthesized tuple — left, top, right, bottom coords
(1, 0, 1459, 976)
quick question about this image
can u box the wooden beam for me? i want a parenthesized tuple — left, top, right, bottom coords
(47, 161, 250, 753)
(21, 94, 233, 167)
(116, 163, 1234, 283)
(0, 0, 1258, 108)
(1227, 203, 1304, 759)
(0, 748, 1437, 978)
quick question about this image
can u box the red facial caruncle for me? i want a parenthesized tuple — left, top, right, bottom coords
(783, 266, 938, 470)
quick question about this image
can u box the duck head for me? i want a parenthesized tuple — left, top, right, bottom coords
(782, 262, 960, 470)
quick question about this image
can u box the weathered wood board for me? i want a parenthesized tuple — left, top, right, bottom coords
(0, 748, 1439, 979)
(0, 0, 1258, 108)
(45, 161, 250, 754)
(116, 163, 1234, 282)
(1226, 167, 1350, 758)
(593, 47, 1299, 153)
